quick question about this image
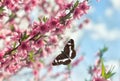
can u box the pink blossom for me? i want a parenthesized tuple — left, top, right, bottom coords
(95, 58, 101, 66)
(0, 51, 4, 60)
(14, 0, 19, 3)
(37, 62, 43, 68)
(3, 0, 11, 6)
(73, 1, 90, 19)
(3, 0, 19, 11)
(45, 46, 52, 54)
(18, 41, 30, 51)
(40, 49, 47, 57)
(72, 56, 84, 66)
(6, 64, 19, 73)
(51, 28, 63, 35)
(0, 13, 6, 19)
(0, 72, 4, 81)
(48, 66, 52, 72)
(35, 39, 45, 48)
(78, 1, 90, 14)
(33, 70, 38, 76)
(79, 23, 83, 29)
(48, 18, 59, 28)
(0, 22, 3, 29)
(92, 66, 101, 75)
(0, 34, 5, 39)
(38, 0, 50, 13)
(31, 0, 38, 6)
(49, 36, 58, 44)
(84, 18, 90, 24)
(55, 0, 65, 9)
(73, 7, 83, 19)
(64, 2, 73, 9)
(24, 5, 32, 12)
(93, 77, 110, 81)
(39, 24, 50, 34)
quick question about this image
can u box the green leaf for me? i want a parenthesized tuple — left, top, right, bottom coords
(13, 42, 17, 48)
(105, 71, 115, 79)
(9, 13, 16, 19)
(99, 46, 108, 58)
(38, 18, 41, 22)
(101, 60, 115, 79)
(70, 0, 79, 13)
(10, 25, 15, 31)
(105, 66, 115, 79)
(33, 34, 41, 40)
(102, 46, 108, 53)
(28, 51, 35, 62)
(43, 16, 47, 22)
(101, 60, 106, 78)
(21, 31, 29, 41)
(39, 59, 44, 64)
(73, 0, 79, 9)
(0, 6, 5, 14)
(67, 64, 71, 70)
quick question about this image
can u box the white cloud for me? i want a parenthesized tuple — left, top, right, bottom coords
(110, 0, 120, 10)
(83, 22, 120, 41)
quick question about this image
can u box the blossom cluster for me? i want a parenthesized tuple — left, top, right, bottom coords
(0, 0, 89, 75)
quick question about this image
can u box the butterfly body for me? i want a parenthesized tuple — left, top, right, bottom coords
(52, 39, 76, 66)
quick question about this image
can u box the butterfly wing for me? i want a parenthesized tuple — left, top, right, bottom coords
(65, 39, 76, 59)
(62, 59, 71, 65)
(52, 53, 71, 66)
(67, 39, 75, 48)
(63, 44, 70, 57)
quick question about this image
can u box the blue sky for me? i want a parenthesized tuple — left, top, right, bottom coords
(80, 0, 120, 61)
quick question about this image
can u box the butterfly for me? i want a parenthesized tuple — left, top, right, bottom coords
(52, 39, 76, 66)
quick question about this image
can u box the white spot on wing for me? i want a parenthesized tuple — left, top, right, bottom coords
(69, 46, 72, 58)
(58, 58, 71, 62)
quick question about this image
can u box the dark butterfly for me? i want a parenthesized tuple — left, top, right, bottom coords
(52, 39, 76, 66)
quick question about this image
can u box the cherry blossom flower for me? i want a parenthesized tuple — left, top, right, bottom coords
(35, 39, 45, 48)
(45, 46, 52, 54)
(78, 1, 90, 14)
(33, 69, 38, 76)
(18, 41, 30, 51)
(49, 36, 58, 44)
(39, 24, 50, 34)
(48, 18, 59, 28)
